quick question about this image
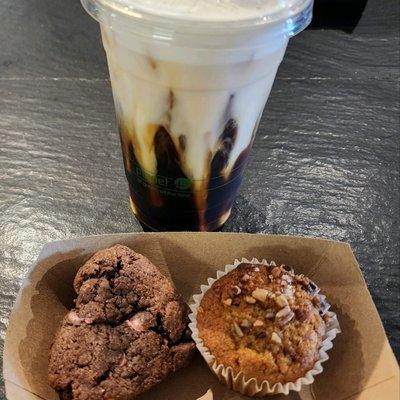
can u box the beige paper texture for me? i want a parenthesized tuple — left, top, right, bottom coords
(3, 232, 399, 400)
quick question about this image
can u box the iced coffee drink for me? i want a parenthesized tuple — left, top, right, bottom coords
(81, 0, 313, 230)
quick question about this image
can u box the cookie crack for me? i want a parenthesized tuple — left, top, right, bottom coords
(80, 258, 124, 287)
(149, 312, 186, 347)
(96, 368, 112, 384)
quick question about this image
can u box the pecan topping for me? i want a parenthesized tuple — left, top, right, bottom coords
(275, 306, 295, 326)
(232, 322, 244, 337)
(256, 331, 267, 339)
(223, 298, 232, 306)
(252, 288, 273, 302)
(275, 294, 289, 308)
(240, 319, 250, 328)
(265, 309, 275, 319)
(271, 332, 282, 344)
(244, 295, 256, 304)
(283, 286, 295, 299)
(295, 308, 308, 322)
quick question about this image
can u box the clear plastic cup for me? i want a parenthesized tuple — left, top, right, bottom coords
(80, 0, 313, 231)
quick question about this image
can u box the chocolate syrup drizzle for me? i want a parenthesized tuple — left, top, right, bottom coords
(118, 94, 256, 231)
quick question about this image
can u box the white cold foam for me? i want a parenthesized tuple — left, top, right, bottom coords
(118, 0, 297, 21)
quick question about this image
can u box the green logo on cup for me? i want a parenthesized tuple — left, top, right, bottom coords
(174, 177, 192, 190)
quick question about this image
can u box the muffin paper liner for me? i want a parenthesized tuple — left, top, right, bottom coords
(188, 258, 341, 397)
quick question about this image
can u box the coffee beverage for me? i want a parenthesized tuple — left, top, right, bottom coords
(81, 0, 313, 230)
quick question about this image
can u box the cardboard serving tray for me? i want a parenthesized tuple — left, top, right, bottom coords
(3, 233, 399, 400)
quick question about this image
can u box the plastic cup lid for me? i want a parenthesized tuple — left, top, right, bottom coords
(82, 0, 313, 37)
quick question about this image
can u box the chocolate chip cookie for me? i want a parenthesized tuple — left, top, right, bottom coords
(48, 244, 195, 400)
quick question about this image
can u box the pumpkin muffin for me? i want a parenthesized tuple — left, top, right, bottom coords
(196, 262, 331, 385)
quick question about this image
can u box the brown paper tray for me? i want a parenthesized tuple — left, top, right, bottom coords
(3, 232, 399, 400)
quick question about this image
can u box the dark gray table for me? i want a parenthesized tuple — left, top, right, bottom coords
(0, 0, 399, 397)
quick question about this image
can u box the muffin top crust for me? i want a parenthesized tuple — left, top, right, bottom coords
(197, 262, 330, 385)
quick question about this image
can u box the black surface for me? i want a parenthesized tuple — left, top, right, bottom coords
(310, 0, 368, 32)
(0, 0, 399, 397)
